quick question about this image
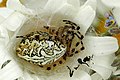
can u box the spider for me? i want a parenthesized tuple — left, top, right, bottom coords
(16, 20, 85, 70)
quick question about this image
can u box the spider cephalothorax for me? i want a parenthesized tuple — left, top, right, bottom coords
(16, 20, 85, 70)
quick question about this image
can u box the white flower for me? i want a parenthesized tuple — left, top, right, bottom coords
(98, 0, 120, 29)
(0, 0, 119, 80)
(88, 0, 120, 79)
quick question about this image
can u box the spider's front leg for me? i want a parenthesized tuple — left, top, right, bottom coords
(63, 20, 85, 56)
(63, 20, 84, 40)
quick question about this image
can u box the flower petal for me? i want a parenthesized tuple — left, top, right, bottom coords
(92, 54, 116, 68)
(19, 0, 48, 9)
(113, 69, 120, 75)
(0, 7, 14, 18)
(96, 0, 109, 16)
(7, 0, 34, 15)
(0, 15, 4, 23)
(48, 3, 77, 26)
(1, 11, 27, 31)
(0, 48, 22, 80)
(19, 70, 35, 80)
(41, 0, 67, 21)
(0, 49, 8, 67)
(91, 73, 103, 80)
(83, 0, 96, 10)
(113, 7, 120, 27)
(67, 0, 80, 7)
(44, 0, 67, 13)
(49, 70, 91, 80)
(0, 25, 9, 45)
(0, 60, 23, 80)
(73, 5, 95, 35)
(84, 36, 119, 56)
(90, 64, 114, 79)
(101, 0, 120, 8)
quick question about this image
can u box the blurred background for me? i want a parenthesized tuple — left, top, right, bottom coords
(0, 0, 7, 7)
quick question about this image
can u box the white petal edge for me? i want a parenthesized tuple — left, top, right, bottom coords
(73, 5, 95, 35)
(113, 7, 120, 27)
(19, 0, 48, 9)
(96, 0, 110, 16)
(0, 60, 23, 80)
(48, 3, 77, 26)
(91, 73, 103, 80)
(54, 70, 91, 80)
(43, 0, 67, 13)
(90, 64, 115, 79)
(92, 54, 116, 68)
(0, 11, 28, 31)
(7, 0, 34, 15)
(0, 15, 4, 23)
(67, 0, 80, 8)
(84, 36, 119, 56)
(113, 69, 120, 75)
(0, 25, 9, 45)
(101, 0, 120, 8)
(19, 70, 35, 80)
(89, 54, 117, 79)
(39, 0, 67, 22)
(0, 8, 14, 19)
(83, 0, 97, 10)
(0, 48, 12, 67)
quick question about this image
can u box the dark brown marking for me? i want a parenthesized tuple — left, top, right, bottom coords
(75, 51, 79, 54)
(39, 65, 43, 68)
(81, 41, 83, 44)
(16, 49, 20, 52)
(76, 42, 80, 47)
(63, 56, 67, 60)
(80, 35, 84, 40)
(59, 61, 63, 64)
(16, 36, 23, 38)
(77, 31, 81, 34)
(72, 26, 75, 29)
(71, 48, 75, 53)
(77, 58, 83, 64)
(83, 56, 90, 62)
(81, 47, 85, 50)
(53, 64, 57, 67)
(56, 31, 58, 35)
(35, 35, 39, 40)
(77, 26, 80, 30)
(44, 26, 49, 29)
(67, 66, 74, 77)
(47, 67, 51, 70)
(69, 54, 74, 57)
(52, 29, 55, 33)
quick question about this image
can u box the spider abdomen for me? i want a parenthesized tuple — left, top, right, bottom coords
(16, 31, 66, 66)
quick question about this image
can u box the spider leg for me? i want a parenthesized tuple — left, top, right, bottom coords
(63, 20, 78, 27)
(63, 20, 83, 40)
(65, 31, 75, 57)
(16, 36, 25, 38)
(63, 20, 80, 30)
(67, 66, 74, 77)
